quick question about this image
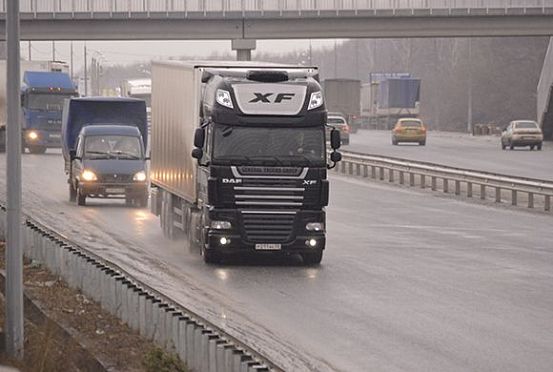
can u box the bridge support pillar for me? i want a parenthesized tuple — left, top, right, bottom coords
(232, 39, 256, 61)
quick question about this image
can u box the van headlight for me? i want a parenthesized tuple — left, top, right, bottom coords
(133, 171, 147, 182)
(81, 169, 97, 182)
(306, 222, 324, 231)
(308, 91, 323, 110)
(27, 131, 39, 140)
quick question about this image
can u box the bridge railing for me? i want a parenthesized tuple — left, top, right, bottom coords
(5, 0, 551, 15)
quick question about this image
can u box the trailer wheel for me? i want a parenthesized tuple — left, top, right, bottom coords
(69, 184, 76, 202)
(302, 250, 323, 266)
(76, 187, 86, 206)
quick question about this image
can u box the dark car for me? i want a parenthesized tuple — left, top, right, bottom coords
(69, 125, 149, 207)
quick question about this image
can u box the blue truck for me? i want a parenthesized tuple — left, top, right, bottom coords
(62, 97, 149, 207)
(21, 71, 78, 153)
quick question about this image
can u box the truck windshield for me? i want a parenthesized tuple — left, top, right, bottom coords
(84, 135, 142, 160)
(27, 94, 74, 111)
(213, 125, 325, 166)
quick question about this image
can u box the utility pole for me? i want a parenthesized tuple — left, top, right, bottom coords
(84, 43, 88, 96)
(70, 41, 74, 81)
(308, 39, 312, 65)
(6, 0, 24, 359)
(334, 39, 338, 78)
(52, 40, 56, 61)
(28, 41, 31, 61)
(467, 38, 473, 134)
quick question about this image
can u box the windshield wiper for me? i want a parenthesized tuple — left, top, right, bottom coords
(114, 151, 141, 160)
(216, 155, 253, 165)
(85, 151, 113, 159)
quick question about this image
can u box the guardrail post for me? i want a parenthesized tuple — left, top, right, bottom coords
(495, 187, 501, 203)
(511, 190, 517, 206)
(545, 195, 551, 211)
(356, 163, 361, 176)
(399, 171, 404, 185)
(467, 182, 473, 198)
(443, 179, 448, 193)
(371, 166, 376, 179)
(379, 167, 384, 181)
(455, 180, 460, 195)
(480, 184, 486, 200)
(431, 176, 436, 191)
(528, 193, 534, 208)
(409, 173, 415, 187)
(388, 169, 394, 183)
(420, 175, 425, 189)
(363, 165, 368, 178)
(348, 162, 353, 175)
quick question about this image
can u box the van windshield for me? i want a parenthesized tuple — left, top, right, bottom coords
(84, 135, 142, 160)
(213, 125, 325, 167)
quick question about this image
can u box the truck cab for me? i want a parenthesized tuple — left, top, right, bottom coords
(69, 125, 149, 206)
(21, 71, 78, 154)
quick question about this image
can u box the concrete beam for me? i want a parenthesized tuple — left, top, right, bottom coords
(0, 15, 551, 41)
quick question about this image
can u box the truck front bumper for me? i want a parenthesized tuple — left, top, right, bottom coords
(24, 129, 62, 148)
(79, 182, 148, 198)
(205, 208, 326, 255)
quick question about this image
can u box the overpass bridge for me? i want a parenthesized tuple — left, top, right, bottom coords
(538, 37, 553, 140)
(0, 0, 552, 41)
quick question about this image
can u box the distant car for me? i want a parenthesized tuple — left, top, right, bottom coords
(392, 118, 426, 146)
(327, 114, 350, 145)
(501, 120, 543, 150)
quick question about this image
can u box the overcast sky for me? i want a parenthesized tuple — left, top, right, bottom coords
(23, 39, 339, 74)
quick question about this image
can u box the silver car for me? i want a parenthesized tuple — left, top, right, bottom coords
(501, 120, 543, 150)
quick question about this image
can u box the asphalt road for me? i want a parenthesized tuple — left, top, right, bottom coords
(346, 130, 553, 181)
(1, 151, 552, 371)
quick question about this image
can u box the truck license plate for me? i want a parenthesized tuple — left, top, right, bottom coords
(105, 188, 125, 194)
(255, 243, 282, 251)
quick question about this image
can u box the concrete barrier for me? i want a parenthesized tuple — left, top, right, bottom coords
(0, 213, 278, 372)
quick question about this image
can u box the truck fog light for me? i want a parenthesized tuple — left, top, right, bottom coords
(211, 221, 232, 230)
(306, 238, 317, 247)
(27, 131, 38, 140)
(306, 222, 324, 231)
(220, 237, 230, 245)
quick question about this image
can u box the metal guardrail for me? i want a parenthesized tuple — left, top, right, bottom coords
(0, 204, 280, 372)
(1, 0, 551, 17)
(335, 151, 553, 212)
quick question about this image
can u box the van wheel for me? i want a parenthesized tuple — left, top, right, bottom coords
(28, 145, 47, 154)
(537, 143, 542, 151)
(392, 139, 398, 145)
(509, 143, 514, 150)
(501, 142, 506, 150)
(530, 145, 535, 150)
(302, 250, 323, 266)
(76, 188, 86, 206)
(419, 141, 426, 146)
(69, 184, 77, 202)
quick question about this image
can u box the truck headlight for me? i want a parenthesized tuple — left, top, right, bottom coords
(308, 91, 323, 110)
(306, 222, 324, 231)
(81, 170, 97, 181)
(216, 89, 234, 109)
(211, 221, 232, 230)
(27, 131, 39, 140)
(133, 171, 147, 182)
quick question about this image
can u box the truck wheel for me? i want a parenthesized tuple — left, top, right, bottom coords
(69, 184, 77, 202)
(302, 250, 323, 266)
(76, 188, 86, 206)
(419, 140, 426, 146)
(537, 143, 542, 151)
(392, 138, 398, 145)
(138, 194, 148, 208)
(202, 247, 221, 264)
(509, 142, 514, 150)
(28, 145, 47, 154)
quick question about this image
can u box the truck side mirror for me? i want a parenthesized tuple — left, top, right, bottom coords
(330, 128, 341, 150)
(194, 128, 205, 149)
(330, 151, 342, 163)
(191, 148, 203, 161)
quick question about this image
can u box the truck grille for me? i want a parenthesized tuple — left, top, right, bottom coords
(234, 179, 304, 208)
(241, 212, 296, 243)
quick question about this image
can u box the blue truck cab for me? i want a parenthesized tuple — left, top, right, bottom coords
(21, 71, 78, 154)
(62, 97, 149, 207)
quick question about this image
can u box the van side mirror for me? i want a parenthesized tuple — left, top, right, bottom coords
(330, 129, 341, 150)
(191, 148, 203, 161)
(194, 128, 205, 149)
